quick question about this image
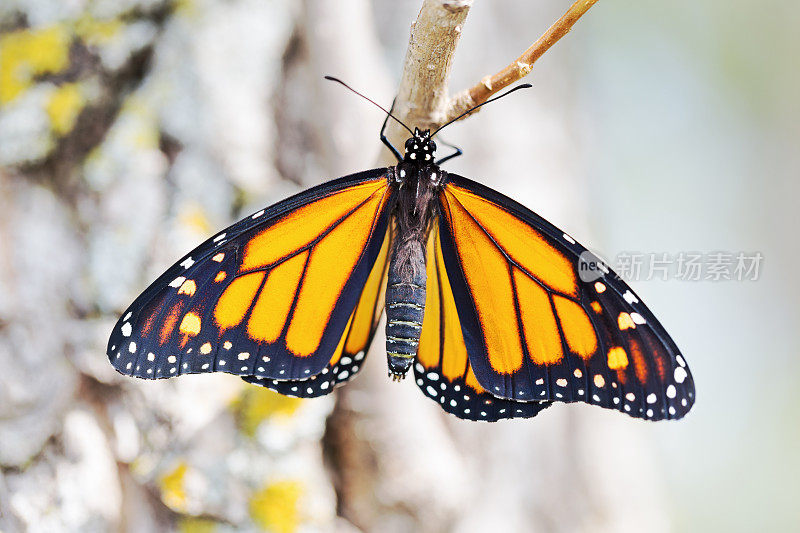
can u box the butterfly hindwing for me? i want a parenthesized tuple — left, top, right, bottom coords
(414, 220, 551, 421)
(243, 227, 393, 397)
(107, 169, 395, 383)
(436, 174, 695, 421)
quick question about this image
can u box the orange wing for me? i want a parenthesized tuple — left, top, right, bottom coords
(414, 221, 551, 421)
(436, 174, 695, 421)
(108, 170, 394, 384)
(244, 227, 392, 396)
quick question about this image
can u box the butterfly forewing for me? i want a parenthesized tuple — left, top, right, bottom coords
(107, 169, 395, 383)
(436, 174, 695, 421)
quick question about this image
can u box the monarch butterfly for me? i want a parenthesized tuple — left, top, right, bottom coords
(108, 79, 695, 422)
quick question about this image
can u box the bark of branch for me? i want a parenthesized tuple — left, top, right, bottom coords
(381, 0, 473, 162)
(444, 0, 599, 123)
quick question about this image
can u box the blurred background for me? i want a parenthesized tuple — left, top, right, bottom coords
(0, 0, 797, 531)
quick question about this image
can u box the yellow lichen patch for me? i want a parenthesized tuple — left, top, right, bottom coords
(607, 347, 629, 370)
(118, 95, 160, 149)
(178, 517, 217, 533)
(46, 83, 85, 135)
(175, 0, 199, 18)
(74, 14, 123, 47)
(159, 462, 189, 512)
(179, 203, 213, 237)
(249, 480, 303, 533)
(0, 25, 72, 105)
(230, 388, 303, 438)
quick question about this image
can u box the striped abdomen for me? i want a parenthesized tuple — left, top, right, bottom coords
(385, 240, 426, 379)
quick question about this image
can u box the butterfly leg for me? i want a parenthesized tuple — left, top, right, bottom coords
(434, 137, 463, 165)
(380, 98, 403, 162)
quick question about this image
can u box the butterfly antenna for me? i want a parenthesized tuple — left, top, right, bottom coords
(431, 83, 533, 136)
(324, 76, 414, 136)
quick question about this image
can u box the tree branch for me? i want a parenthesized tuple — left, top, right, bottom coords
(444, 0, 599, 123)
(381, 0, 472, 162)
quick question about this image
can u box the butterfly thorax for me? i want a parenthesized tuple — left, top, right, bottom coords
(385, 128, 442, 380)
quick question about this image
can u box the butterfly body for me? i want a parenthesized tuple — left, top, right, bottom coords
(385, 128, 440, 378)
(108, 117, 695, 422)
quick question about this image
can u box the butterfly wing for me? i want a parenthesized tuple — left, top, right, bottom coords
(243, 226, 392, 397)
(108, 169, 395, 384)
(436, 174, 695, 421)
(414, 220, 551, 421)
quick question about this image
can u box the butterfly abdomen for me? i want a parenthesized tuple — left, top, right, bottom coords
(385, 239, 426, 379)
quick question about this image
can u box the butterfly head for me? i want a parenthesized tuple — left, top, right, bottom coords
(403, 128, 436, 165)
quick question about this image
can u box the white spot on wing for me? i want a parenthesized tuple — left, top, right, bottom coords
(252, 209, 265, 219)
(121, 323, 132, 337)
(623, 290, 639, 304)
(180, 258, 194, 269)
(594, 282, 606, 293)
(563, 233, 576, 244)
(674, 366, 688, 383)
(630, 312, 646, 324)
(169, 276, 186, 288)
